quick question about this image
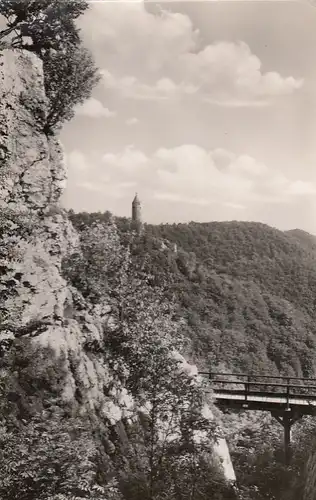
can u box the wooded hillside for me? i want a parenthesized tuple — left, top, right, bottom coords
(70, 211, 316, 380)
(67, 211, 316, 500)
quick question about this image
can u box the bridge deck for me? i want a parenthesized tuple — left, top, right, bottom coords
(214, 392, 316, 415)
(201, 372, 316, 463)
(201, 372, 316, 416)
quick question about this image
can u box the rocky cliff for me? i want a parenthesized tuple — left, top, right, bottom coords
(0, 48, 236, 490)
(0, 47, 135, 426)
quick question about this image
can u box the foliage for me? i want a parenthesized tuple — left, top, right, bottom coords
(0, 0, 100, 132)
(67, 210, 316, 499)
(0, 411, 115, 500)
(0, 337, 124, 500)
(42, 43, 101, 132)
(62, 218, 122, 303)
(68, 212, 316, 380)
(0, 337, 68, 427)
(0, 0, 88, 54)
(220, 411, 316, 500)
(62, 218, 234, 500)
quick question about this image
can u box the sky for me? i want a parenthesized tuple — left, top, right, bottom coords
(61, 1, 316, 232)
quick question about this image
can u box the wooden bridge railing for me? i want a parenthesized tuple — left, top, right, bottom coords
(198, 372, 316, 464)
(199, 371, 316, 405)
(200, 372, 316, 390)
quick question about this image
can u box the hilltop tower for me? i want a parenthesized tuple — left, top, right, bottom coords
(131, 193, 143, 233)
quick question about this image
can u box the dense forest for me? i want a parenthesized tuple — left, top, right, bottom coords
(68, 209, 316, 500)
(69, 211, 316, 379)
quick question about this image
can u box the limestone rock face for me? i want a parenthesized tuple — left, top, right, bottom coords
(0, 50, 66, 210)
(0, 49, 132, 422)
(0, 48, 235, 484)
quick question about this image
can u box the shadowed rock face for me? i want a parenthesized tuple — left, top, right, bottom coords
(0, 49, 236, 485)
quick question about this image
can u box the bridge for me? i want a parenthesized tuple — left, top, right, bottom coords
(200, 372, 316, 463)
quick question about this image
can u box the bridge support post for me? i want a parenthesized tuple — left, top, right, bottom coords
(283, 413, 291, 466)
(271, 410, 302, 465)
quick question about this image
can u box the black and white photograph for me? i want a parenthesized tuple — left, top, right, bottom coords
(1, 1, 316, 499)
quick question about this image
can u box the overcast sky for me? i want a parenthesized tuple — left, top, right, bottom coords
(60, 1, 316, 233)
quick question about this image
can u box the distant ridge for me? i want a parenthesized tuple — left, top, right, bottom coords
(285, 228, 316, 253)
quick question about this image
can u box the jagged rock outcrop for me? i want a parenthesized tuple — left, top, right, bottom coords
(0, 48, 236, 485)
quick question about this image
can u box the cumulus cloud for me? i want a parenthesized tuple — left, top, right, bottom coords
(102, 146, 148, 174)
(75, 97, 117, 118)
(81, 2, 303, 105)
(101, 71, 197, 100)
(66, 145, 316, 212)
(177, 42, 303, 102)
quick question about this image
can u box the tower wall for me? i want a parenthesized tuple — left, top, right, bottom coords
(131, 194, 143, 234)
(132, 201, 141, 223)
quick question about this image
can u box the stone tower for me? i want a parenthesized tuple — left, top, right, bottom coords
(131, 193, 143, 233)
(132, 193, 142, 223)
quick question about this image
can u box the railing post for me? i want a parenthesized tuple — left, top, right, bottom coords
(286, 378, 290, 409)
(244, 375, 250, 402)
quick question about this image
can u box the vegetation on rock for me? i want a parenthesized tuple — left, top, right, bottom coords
(68, 210, 316, 500)
(62, 218, 233, 499)
(0, 215, 235, 499)
(0, 0, 100, 132)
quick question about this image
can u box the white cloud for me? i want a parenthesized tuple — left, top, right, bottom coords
(75, 97, 117, 118)
(82, 2, 198, 69)
(101, 70, 197, 100)
(102, 146, 148, 173)
(126, 117, 139, 125)
(82, 3, 303, 105)
(176, 41, 303, 103)
(66, 145, 316, 211)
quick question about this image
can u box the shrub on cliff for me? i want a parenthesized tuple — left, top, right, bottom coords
(0, 0, 100, 132)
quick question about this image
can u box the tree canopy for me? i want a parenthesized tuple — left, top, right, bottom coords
(0, 0, 88, 53)
(0, 0, 100, 132)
